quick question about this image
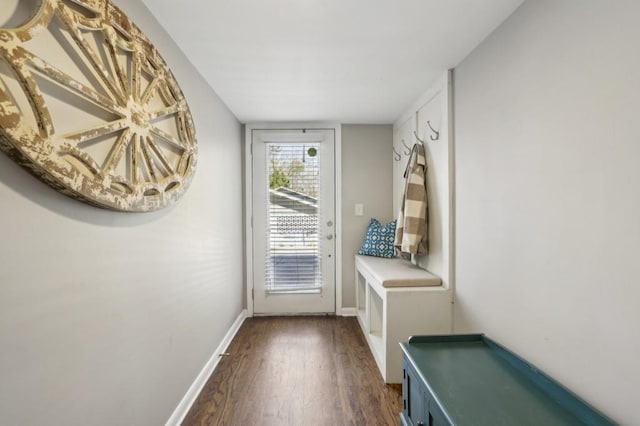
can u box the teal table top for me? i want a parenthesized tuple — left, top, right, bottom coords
(401, 335, 614, 426)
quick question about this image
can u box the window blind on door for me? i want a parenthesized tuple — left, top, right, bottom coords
(264, 142, 322, 292)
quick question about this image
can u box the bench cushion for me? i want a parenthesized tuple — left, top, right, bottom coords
(355, 255, 441, 287)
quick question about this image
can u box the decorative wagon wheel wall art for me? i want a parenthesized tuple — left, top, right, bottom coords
(0, 0, 197, 212)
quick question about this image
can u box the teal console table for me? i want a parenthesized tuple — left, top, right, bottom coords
(400, 334, 615, 426)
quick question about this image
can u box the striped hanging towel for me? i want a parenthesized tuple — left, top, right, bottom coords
(394, 142, 428, 257)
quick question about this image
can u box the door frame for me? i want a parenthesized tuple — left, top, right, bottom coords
(244, 122, 342, 317)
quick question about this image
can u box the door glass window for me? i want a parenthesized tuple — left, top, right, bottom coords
(264, 142, 322, 292)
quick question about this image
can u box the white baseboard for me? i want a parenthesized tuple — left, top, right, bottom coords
(165, 309, 248, 426)
(341, 307, 357, 317)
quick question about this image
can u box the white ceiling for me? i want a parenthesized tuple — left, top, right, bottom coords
(143, 0, 523, 124)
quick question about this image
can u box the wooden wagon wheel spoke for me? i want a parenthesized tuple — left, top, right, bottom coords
(60, 118, 128, 144)
(138, 135, 158, 183)
(104, 28, 130, 99)
(125, 48, 137, 102)
(149, 125, 189, 152)
(140, 77, 160, 105)
(19, 47, 121, 115)
(56, 6, 126, 105)
(101, 127, 132, 174)
(147, 104, 180, 121)
(146, 136, 175, 176)
(131, 133, 140, 185)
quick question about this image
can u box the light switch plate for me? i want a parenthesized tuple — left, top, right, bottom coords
(355, 203, 364, 216)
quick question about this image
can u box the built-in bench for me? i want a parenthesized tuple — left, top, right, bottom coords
(354, 255, 452, 383)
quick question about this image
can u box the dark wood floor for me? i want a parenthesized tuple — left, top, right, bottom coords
(183, 316, 402, 426)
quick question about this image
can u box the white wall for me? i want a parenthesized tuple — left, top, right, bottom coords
(0, 1, 243, 425)
(454, 1, 640, 423)
(341, 125, 393, 308)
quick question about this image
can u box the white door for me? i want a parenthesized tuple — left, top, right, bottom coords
(251, 129, 336, 314)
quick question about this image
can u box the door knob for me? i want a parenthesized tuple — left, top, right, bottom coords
(326, 234, 333, 240)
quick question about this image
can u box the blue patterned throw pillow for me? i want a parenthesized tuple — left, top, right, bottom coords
(358, 218, 397, 258)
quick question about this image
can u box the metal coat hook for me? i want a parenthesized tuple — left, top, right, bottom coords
(413, 130, 426, 144)
(401, 139, 411, 155)
(427, 121, 440, 141)
(392, 147, 401, 161)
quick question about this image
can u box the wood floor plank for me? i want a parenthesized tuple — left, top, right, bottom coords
(183, 316, 402, 426)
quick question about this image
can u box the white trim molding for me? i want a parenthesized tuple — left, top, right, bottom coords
(341, 307, 357, 317)
(165, 309, 248, 426)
